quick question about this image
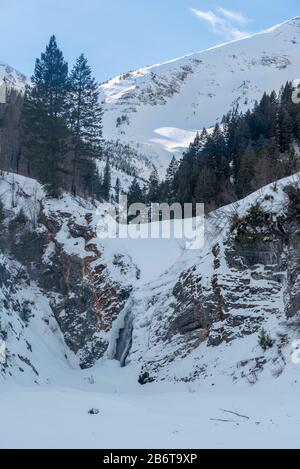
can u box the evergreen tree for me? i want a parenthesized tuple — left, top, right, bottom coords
(235, 147, 256, 198)
(147, 168, 160, 203)
(68, 54, 103, 195)
(127, 178, 144, 206)
(102, 156, 111, 200)
(115, 177, 121, 202)
(0, 199, 5, 225)
(280, 108, 293, 152)
(163, 80, 300, 212)
(205, 123, 229, 196)
(21, 36, 69, 196)
(269, 90, 280, 143)
(280, 82, 293, 108)
(224, 107, 240, 156)
(165, 156, 178, 203)
(199, 127, 208, 145)
(188, 131, 202, 158)
(175, 132, 203, 207)
(195, 166, 217, 207)
(175, 154, 194, 206)
(231, 119, 251, 179)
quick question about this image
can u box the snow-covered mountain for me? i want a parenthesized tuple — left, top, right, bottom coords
(0, 62, 28, 92)
(100, 17, 300, 174)
(3, 17, 300, 178)
(1, 169, 300, 447)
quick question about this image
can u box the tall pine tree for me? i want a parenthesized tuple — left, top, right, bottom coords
(21, 36, 69, 196)
(114, 177, 121, 202)
(165, 156, 179, 203)
(127, 178, 144, 206)
(147, 168, 160, 203)
(102, 156, 111, 201)
(68, 54, 103, 195)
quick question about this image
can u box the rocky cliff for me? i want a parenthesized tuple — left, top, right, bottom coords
(121, 175, 300, 384)
(0, 172, 138, 380)
(1, 171, 300, 386)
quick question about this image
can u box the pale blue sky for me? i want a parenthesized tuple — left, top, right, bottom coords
(0, 0, 299, 82)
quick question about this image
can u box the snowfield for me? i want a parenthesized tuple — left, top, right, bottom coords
(1, 364, 300, 449)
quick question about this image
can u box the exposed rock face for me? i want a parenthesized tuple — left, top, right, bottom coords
(38, 216, 136, 368)
(127, 242, 286, 381)
(123, 179, 300, 383)
(34, 214, 134, 368)
(0, 174, 137, 369)
(0, 251, 55, 382)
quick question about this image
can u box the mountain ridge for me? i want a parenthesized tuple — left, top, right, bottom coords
(99, 16, 300, 174)
(101, 16, 300, 87)
(2, 17, 300, 177)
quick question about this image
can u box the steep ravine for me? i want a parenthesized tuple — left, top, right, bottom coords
(1, 171, 300, 386)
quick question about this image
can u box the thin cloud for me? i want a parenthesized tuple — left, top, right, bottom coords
(190, 7, 251, 41)
(218, 7, 248, 25)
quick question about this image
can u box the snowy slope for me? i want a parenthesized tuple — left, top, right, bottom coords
(100, 17, 300, 173)
(123, 174, 297, 382)
(1, 374, 300, 449)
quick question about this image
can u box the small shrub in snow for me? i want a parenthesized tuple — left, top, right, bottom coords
(0, 318, 8, 341)
(230, 203, 272, 246)
(15, 208, 27, 223)
(19, 300, 33, 324)
(284, 185, 300, 220)
(138, 370, 155, 385)
(0, 329, 7, 341)
(258, 328, 274, 351)
(9, 208, 27, 230)
(88, 408, 100, 415)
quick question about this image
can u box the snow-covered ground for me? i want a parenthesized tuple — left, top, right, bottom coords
(1, 362, 300, 449)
